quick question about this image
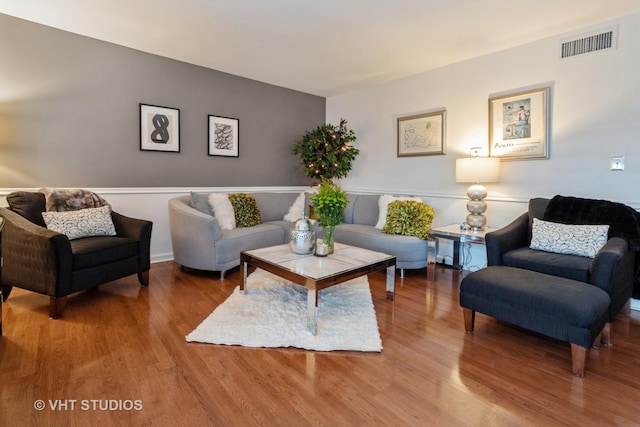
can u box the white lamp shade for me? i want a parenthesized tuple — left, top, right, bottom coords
(455, 157, 500, 183)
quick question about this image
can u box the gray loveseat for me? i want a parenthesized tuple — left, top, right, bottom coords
(168, 192, 432, 279)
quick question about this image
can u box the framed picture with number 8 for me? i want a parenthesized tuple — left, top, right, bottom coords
(140, 103, 180, 152)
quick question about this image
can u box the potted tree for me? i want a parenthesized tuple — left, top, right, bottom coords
(293, 118, 359, 181)
(293, 118, 359, 224)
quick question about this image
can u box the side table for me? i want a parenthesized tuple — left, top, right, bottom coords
(428, 224, 494, 278)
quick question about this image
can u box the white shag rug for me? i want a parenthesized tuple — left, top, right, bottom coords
(186, 268, 382, 352)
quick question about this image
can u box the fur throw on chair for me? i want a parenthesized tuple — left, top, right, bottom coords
(39, 187, 109, 212)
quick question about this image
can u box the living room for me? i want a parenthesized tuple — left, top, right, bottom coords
(2, 2, 640, 425)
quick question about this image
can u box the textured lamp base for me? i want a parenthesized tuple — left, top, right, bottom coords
(466, 213, 487, 230)
(466, 183, 488, 231)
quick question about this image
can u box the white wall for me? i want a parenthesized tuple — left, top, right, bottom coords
(327, 13, 640, 221)
(326, 12, 640, 305)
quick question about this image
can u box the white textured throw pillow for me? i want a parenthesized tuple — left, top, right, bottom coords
(283, 187, 319, 222)
(42, 205, 116, 240)
(283, 191, 307, 222)
(208, 193, 236, 230)
(529, 218, 609, 258)
(375, 194, 423, 229)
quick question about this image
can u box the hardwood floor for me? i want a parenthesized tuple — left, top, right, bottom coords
(1, 261, 640, 426)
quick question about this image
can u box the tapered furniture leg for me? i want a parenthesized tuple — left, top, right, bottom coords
(463, 308, 475, 333)
(621, 299, 631, 316)
(571, 344, 587, 377)
(49, 296, 68, 319)
(600, 322, 612, 346)
(138, 270, 150, 287)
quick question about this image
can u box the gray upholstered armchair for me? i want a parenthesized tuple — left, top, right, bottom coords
(486, 196, 637, 325)
(0, 190, 152, 318)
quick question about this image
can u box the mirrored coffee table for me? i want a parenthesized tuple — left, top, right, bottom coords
(240, 243, 396, 335)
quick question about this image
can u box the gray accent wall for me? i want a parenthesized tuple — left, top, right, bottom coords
(0, 14, 324, 188)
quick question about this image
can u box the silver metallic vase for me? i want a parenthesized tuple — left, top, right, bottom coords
(290, 214, 316, 255)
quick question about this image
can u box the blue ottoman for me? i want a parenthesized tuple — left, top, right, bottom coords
(460, 266, 611, 376)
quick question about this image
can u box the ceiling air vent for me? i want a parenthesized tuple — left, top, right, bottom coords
(559, 26, 617, 60)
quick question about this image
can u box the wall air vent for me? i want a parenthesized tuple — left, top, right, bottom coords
(559, 26, 618, 60)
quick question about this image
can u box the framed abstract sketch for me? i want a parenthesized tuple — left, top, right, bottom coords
(489, 86, 550, 160)
(397, 109, 446, 157)
(208, 115, 239, 157)
(140, 104, 180, 152)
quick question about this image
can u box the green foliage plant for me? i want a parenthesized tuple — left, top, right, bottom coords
(310, 179, 349, 227)
(293, 118, 359, 181)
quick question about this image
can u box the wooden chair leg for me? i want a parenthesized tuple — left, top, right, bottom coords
(49, 296, 68, 319)
(601, 322, 612, 346)
(592, 332, 602, 348)
(621, 299, 631, 316)
(592, 322, 612, 349)
(138, 271, 150, 287)
(570, 344, 587, 377)
(463, 308, 475, 333)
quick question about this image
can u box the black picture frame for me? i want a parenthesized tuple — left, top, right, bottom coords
(140, 103, 180, 153)
(208, 115, 239, 157)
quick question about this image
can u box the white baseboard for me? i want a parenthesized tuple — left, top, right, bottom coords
(151, 253, 174, 264)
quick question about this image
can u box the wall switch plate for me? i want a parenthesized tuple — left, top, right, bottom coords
(611, 156, 625, 171)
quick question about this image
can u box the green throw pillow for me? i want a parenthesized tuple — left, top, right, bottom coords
(382, 200, 434, 240)
(228, 193, 262, 227)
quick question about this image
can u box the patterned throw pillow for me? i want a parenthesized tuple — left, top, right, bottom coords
(42, 205, 116, 240)
(229, 193, 262, 227)
(381, 200, 434, 240)
(529, 218, 609, 258)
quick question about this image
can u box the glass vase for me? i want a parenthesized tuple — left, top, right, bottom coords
(323, 225, 335, 254)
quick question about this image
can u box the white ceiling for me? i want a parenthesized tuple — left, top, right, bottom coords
(2, 1, 640, 97)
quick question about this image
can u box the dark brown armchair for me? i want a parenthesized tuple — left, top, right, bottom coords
(0, 191, 152, 318)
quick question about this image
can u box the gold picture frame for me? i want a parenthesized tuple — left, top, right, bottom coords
(397, 109, 446, 157)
